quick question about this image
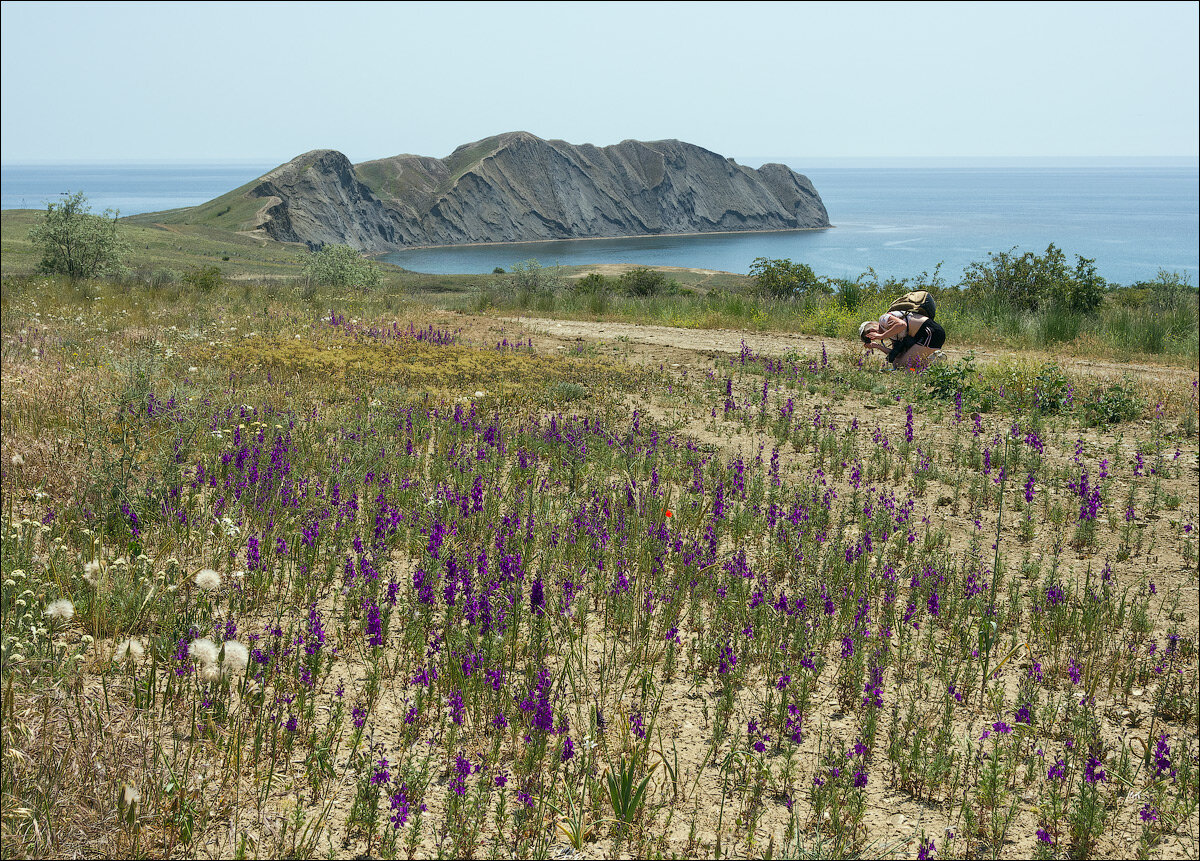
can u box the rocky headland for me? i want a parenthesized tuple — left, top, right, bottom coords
(138, 132, 830, 251)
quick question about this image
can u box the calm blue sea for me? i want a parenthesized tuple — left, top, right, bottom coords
(3, 161, 1196, 286)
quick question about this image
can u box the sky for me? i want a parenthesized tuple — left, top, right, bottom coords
(1, 0, 1197, 165)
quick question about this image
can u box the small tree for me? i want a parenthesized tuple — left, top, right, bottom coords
(510, 259, 565, 293)
(28, 191, 129, 278)
(303, 244, 381, 290)
(748, 257, 829, 298)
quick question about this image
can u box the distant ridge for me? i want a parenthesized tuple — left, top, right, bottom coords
(132, 132, 829, 250)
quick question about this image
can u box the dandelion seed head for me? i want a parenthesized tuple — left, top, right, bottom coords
(44, 598, 74, 623)
(195, 568, 222, 591)
(115, 638, 145, 663)
(221, 640, 249, 675)
(188, 637, 220, 666)
(10, 453, 25, 467)
(83, 559, 102, 585)
(199, 662, 222, 684)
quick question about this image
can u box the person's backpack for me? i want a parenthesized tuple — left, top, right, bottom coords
(887, 290, 936, 319)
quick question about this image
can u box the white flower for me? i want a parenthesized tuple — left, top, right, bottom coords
(115, 638, 145, 663)
(188, 637, 219, 666)
(221, 640, 249, 675)
(83, 559, 102, 585)
(474, 390, 486, 398)
(194, 568, 222, 591)
(43, 598, 74, 623)
(188, 366, 198, 374)
(10, 453, 24, 467)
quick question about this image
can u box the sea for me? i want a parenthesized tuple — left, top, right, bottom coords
(2, 159, 1196, 286)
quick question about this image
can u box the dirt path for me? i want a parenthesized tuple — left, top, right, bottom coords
(499, 315, 1199, 384)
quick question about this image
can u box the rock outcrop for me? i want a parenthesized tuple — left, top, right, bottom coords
(198, 132, 829, 250)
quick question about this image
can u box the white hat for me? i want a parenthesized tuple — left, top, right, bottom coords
(858, 321, 873, 341)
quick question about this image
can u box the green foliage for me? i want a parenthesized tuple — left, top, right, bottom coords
(603, 755, 657, 826)
(923, 352, 978, 399)
(1081, 379, 1143, 427)
(1030, 363, 1073, 414)
(302, 244, 382, 290)
(618, 267, 670, 297)
(27, 191, 130, 278)
(960, 244, 1104, 313)
(182, 265, 223, 293)
(574, 272, 611, 294)
(749, 257, 830, 298)
(509, 258, 565, 294)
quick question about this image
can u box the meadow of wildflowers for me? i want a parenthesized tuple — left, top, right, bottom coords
(1, 276, 1197, 859)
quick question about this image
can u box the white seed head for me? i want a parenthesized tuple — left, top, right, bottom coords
(10, 453, 24, 467)
(221, 640, 249, 675)
(43, 598, 75, 623)
(115, 638, 145, 663)
(188, 637, 220, 666)
(194, 568, 222, 591)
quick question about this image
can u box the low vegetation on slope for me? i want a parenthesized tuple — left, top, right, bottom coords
(1, 267, 1197, 860)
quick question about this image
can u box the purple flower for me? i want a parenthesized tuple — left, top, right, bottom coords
(1139, 802, 1158, 823)
(449, 690, 465, 726)
(1014, 703, 1032, 725)
(1048, 758, 1066, 782)
(1152, 734, 1175, 779)
(1037, 828, 1054, 844)
(1083, 755, 1107, 784)
(449, 751, 471, 797)
(561, 735, 575, 762)
(718, 643, 737, 674)
(629, 710, 646, 740)
(917, 836, 936, 860)
(371, 757, 391, 785)
(390, 784, 411, 828)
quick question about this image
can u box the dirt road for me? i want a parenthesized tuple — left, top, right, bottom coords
(500, 315, 1198, 385)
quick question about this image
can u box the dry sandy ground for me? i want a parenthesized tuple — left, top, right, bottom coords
(497, 315, 1197, 386)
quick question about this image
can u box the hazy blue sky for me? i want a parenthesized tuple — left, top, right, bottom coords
(2, 1, 1197, 164)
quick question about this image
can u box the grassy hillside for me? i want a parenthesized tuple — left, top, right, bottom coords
(124, 174, 270, 232)
(2, 207, 307, 278)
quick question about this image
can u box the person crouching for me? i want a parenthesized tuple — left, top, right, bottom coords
(858, 308, 945, 370)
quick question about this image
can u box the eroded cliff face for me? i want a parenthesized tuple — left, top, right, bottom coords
(239, 133, 829, 250)
(247, 150, 400, 249)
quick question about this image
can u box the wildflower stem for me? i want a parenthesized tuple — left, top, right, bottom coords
(980, 436, 1009, 707)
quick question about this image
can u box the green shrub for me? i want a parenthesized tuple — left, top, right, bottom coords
(749, 257, 829, 298)
(1081, 379, 1142, 427)
(303, 244, 381, 290)
(618, 267, 669, 297)
(183, 265, 223, 292)
(923, 352, 978, 399)
(959, 244, 1104, 313)
(1031, 363, 1073, 414)
(574, 273, 611, 294)
(28, 191, 130, 278)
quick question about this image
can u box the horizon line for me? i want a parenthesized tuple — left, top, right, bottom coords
(3, 154, 1198, 167)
